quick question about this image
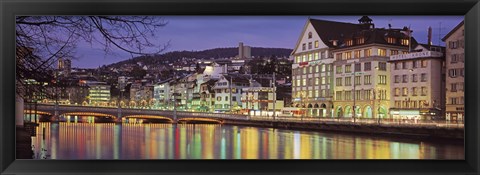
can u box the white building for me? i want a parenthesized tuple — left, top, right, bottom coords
(389, 44, 446, 120)
(212, 74, 252, 113)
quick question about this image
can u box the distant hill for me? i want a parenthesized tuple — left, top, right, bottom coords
(106, 47, 293, 68)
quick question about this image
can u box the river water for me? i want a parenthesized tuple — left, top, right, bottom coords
(29, 122, 464, 159)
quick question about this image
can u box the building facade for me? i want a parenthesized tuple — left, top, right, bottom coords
(442, 21, 465, 122)
(389, 45, 445, 120)
(212, 74, 251, 113)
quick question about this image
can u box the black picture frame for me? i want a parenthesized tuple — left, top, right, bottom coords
(1, 0, 479, 174)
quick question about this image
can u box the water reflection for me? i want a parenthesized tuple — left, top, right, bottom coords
(30, 122, 464, 159)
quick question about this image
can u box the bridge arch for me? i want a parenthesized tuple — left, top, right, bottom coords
(123, 115, 174, 123)
(177, 117, 223, 124)
(62, 112, 116, 118)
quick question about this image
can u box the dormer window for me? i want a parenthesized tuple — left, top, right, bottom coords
(387, 37, 396, 44)
(345, 39, 353, 46)
(356, 37, 365, 44)
(332, 40, 338, 46)
(401, 39, 409, 46)
(308, 32, 312, 39)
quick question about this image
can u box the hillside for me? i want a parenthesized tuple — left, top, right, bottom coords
(106, 47, 293, 68)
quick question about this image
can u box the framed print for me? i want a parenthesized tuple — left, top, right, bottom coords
(1, 0, 479, 174)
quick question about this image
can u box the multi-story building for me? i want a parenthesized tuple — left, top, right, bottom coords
(331, 16, 415, 119)
(442, 21, 465, 122)
(291, 18, 346, 118)
(87, 81, 111, 105)
(199, 79, 218, 112)
(153, 79, 172, 109)
(213, 74, 251, 113)
(241, 87, 284, 117)
(389, 44, 445, 120)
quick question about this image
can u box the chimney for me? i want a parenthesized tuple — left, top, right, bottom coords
(427, 26, 432, 46)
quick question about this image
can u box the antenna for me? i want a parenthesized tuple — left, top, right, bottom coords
(432, 22, 447, 46)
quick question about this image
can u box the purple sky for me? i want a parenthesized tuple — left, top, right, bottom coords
(73, 16, 463, 68)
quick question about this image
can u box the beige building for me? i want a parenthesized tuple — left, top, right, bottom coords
(389, 44, 445, 120)
(442, 21, 465, 122)
(332, 16, 414, 119)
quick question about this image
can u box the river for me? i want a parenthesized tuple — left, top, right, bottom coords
(29, 122, 464, 159)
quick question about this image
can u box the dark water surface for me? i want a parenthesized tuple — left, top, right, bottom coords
(30, 122, 464, 159)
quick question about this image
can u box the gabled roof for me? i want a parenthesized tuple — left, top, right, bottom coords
(442, 20, 464, 41)
(309, 18, 364, 48)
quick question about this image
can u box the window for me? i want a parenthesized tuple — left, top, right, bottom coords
(364, 49, 371, 57)
(387, 37, 396, 44)
(302, 79, 307, 86)
(308, 54, 313, 61)
(421, 60, 427, 68)
(378, 48, 387, 56)
(354, 50, 361, 58)
(355, 63, 361, 72)
(225, 96, 228, 101)
(395, 101, 402, 108)
(395, 62, 401, 70)
(314, 53, 319, 60)
(345, 91, 352, 100)
(321, 90, 326, 97)
(345, 64, 352, 73)
(421, 73, 427, 82)
(402, 75, 408, 83)
(336, 66, 343, 74)
(302, 43, 306, 51)
(394, 75, 400, 83)
(336, 78, 343, 86)
(346, 39, 353, 46)
(364, 62, 371, 71)
(364, 90, 371, 100)
(412, 60, 418, 68)
(402, 87, 408, 96)
(309, 66, 313, 73)
(321, 77, 326, 85)
(315, 90, 319, 97)
(321, 51, 326, 59)
(315, 78, 319, 85)
(390, 50, 399, 55)
(315, 65, 319, 72)
(232, 96, 237, 101)
(402, 51, 409, 54)
(345, 77, 352, 86)
(308, 90, 313, 97)
(308, 42, 312, 49)
(394, 88, 400, 96)
(336, 91, 343, 100)
(412, 87, 418, 96)
(217, 97, 221, 101)
(412, 74, 418, 82)
(354, 76, 361, 85)
(355, 90, 361, 100)
(356, 37, 365, 44)
(308, 32, 312, 39)
(451, 83, 457, 92)
(449, 69, 458, 78)
(378, 62, 387, 71)
(336, 53, 343, 61)
(401, 39, 409, 46)
(314, 41, 319, 48)
(364, 75, 371, 85)
(402, 62, 408, 69)
(450, 98, 457, 105)
(345, 52, 352, 59)
(321, 64, 326, 72)
(378, 75, 387, 85)
(296, 79, 300, 87)
(303, 67, 306, 74)
(421, 87, 427, 96)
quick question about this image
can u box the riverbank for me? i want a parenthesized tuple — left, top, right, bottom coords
(16, 125, 34, 159)
(222, 119, 464, 141)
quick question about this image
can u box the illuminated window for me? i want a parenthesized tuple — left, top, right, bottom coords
(321, 64, 326, 72)
(354, 76, 361, 85)
(302, 79, 307, 86)
(316, 65, 319, 72)
(378, 48, 387, 56)
(354, 50, 361, 58)
(412, 87, 418, 96)
(421, 60, 427, 67)
(314, 53, 319, 60)
(302, 55, 307, 62)
(364, 90, 371, 100)
(309, 54, 313, 61)
(421, 87, 427, 96)
(336, 66, 343, 74)
(345, 39, 353, 46)
(345, 52, 352, 59)
(387, 37, 396, 44)
(390, 50, 398, 55)
(322, 77, 326, 85)
(394, 88, 400, 96)
(315, 78, 319, 85)
(336, 91, 343, 100)
(378, 75, 387, 85)
(364, 49, 371, 57)
(356, 37, 365, 44)
(345, 91, 352, 100)
(315, 41, 319, 48)
(364, 75, 371, 85)
(345, 64, 352, 73)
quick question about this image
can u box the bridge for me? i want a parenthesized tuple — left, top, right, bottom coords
(25, 104, 247, 124)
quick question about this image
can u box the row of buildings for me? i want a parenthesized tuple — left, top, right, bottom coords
(290, 16, 464, 121)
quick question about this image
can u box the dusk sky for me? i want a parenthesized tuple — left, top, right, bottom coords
(73, 16, 463, 68)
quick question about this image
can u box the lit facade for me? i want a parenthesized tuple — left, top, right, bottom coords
(389, 45, 446, 120)
(442, 21, 465, 122)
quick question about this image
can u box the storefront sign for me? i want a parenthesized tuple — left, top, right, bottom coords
(390, 51, 443, 61)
